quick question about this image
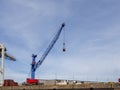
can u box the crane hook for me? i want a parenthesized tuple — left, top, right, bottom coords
(63, 42, 66, 52)
(62, 23, 66, 52)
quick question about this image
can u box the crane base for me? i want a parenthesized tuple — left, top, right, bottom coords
(26, 78, 39, 85)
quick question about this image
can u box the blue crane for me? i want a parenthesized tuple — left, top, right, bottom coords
(27, 23, 65, 84)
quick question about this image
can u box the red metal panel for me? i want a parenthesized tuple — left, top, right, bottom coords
(26, 78, 39, 84)
(3, 79, 18, 86)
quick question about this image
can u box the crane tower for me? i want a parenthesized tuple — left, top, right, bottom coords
(0, 44, 16, 86)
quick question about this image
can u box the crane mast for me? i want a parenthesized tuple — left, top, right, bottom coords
(27, 23, 65, 84)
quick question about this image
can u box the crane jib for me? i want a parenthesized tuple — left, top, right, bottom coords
(31, 23, 65, 79)
(34, 23, 65, 70)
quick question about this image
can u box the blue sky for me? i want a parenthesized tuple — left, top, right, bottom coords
(0, 0, 120, 83)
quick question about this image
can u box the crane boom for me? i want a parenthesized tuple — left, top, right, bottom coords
(35, 23, 65, 70)
(30, 23, 65, 80)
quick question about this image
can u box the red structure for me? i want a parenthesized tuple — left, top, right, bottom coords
(26, 78, 39, 85)
(3, 79, 18, 86)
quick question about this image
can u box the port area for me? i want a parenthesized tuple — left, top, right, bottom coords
(0, 82, 120, 90)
